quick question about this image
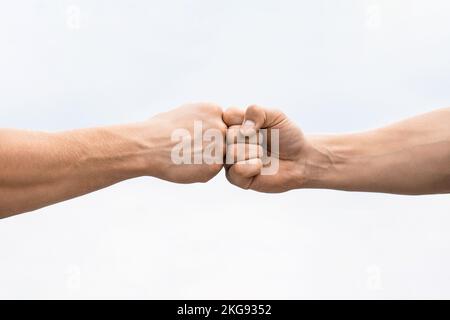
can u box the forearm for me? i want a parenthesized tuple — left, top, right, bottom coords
(0, 123, 152, 218)
(303, 108, 450, 194)
(0, 103, 227, 218)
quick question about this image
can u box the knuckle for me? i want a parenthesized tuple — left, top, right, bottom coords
(198, 164, 223, 183)
(207, 163, 223, 176)
(195, 102, 221, 114)
(271, 107, 285, 118)
(247, 104, 260, 114)
(208, 103, 223, 114)
(211, 163, 223, 172)
(219, 122, 228, 135)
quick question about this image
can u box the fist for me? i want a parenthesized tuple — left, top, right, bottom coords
(146, 103, 227, 183)
(223, 105, 308, 192)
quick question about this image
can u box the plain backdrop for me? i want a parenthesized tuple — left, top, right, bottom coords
(0, 0, 449, 299)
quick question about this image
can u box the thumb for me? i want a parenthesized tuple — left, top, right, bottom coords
(240, 105, 285, 135)
(225, 158, 262, 190)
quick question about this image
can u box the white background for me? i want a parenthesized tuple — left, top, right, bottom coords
(0, 0, 449, 299)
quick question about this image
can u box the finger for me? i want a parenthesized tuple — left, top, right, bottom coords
(226, 125, 262, 145)
(223, 107, 245, 127)
(240, 104, 285, 135)
(226, 143, 264, 163)
(226, 158, 263, 189)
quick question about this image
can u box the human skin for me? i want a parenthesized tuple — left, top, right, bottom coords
(1, 104, 449, 219)
(0, 103, 227, 218)
(223, 106, 450, 195)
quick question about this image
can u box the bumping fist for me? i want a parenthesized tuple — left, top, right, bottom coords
(143, 103, 314, 192)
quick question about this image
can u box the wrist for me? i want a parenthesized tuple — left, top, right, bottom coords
(63, 122, 161, 181)
(109, 120, 165, 178)
(299, 133, 374, 191)
(296, 134, 351, 190)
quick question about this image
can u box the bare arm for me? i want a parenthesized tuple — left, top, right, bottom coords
(224, 107, 450, 195)
(306, 108, 450, 194)
(0, 125, 150, 217)
(0, 103, 226, 219)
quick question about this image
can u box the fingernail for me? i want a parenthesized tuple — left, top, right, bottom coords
(243, 120, 255, 128)
(240, 120, 255, 135)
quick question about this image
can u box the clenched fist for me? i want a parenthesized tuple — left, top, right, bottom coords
(223, 105, 321, 192)
(144, 103, 227, 183)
